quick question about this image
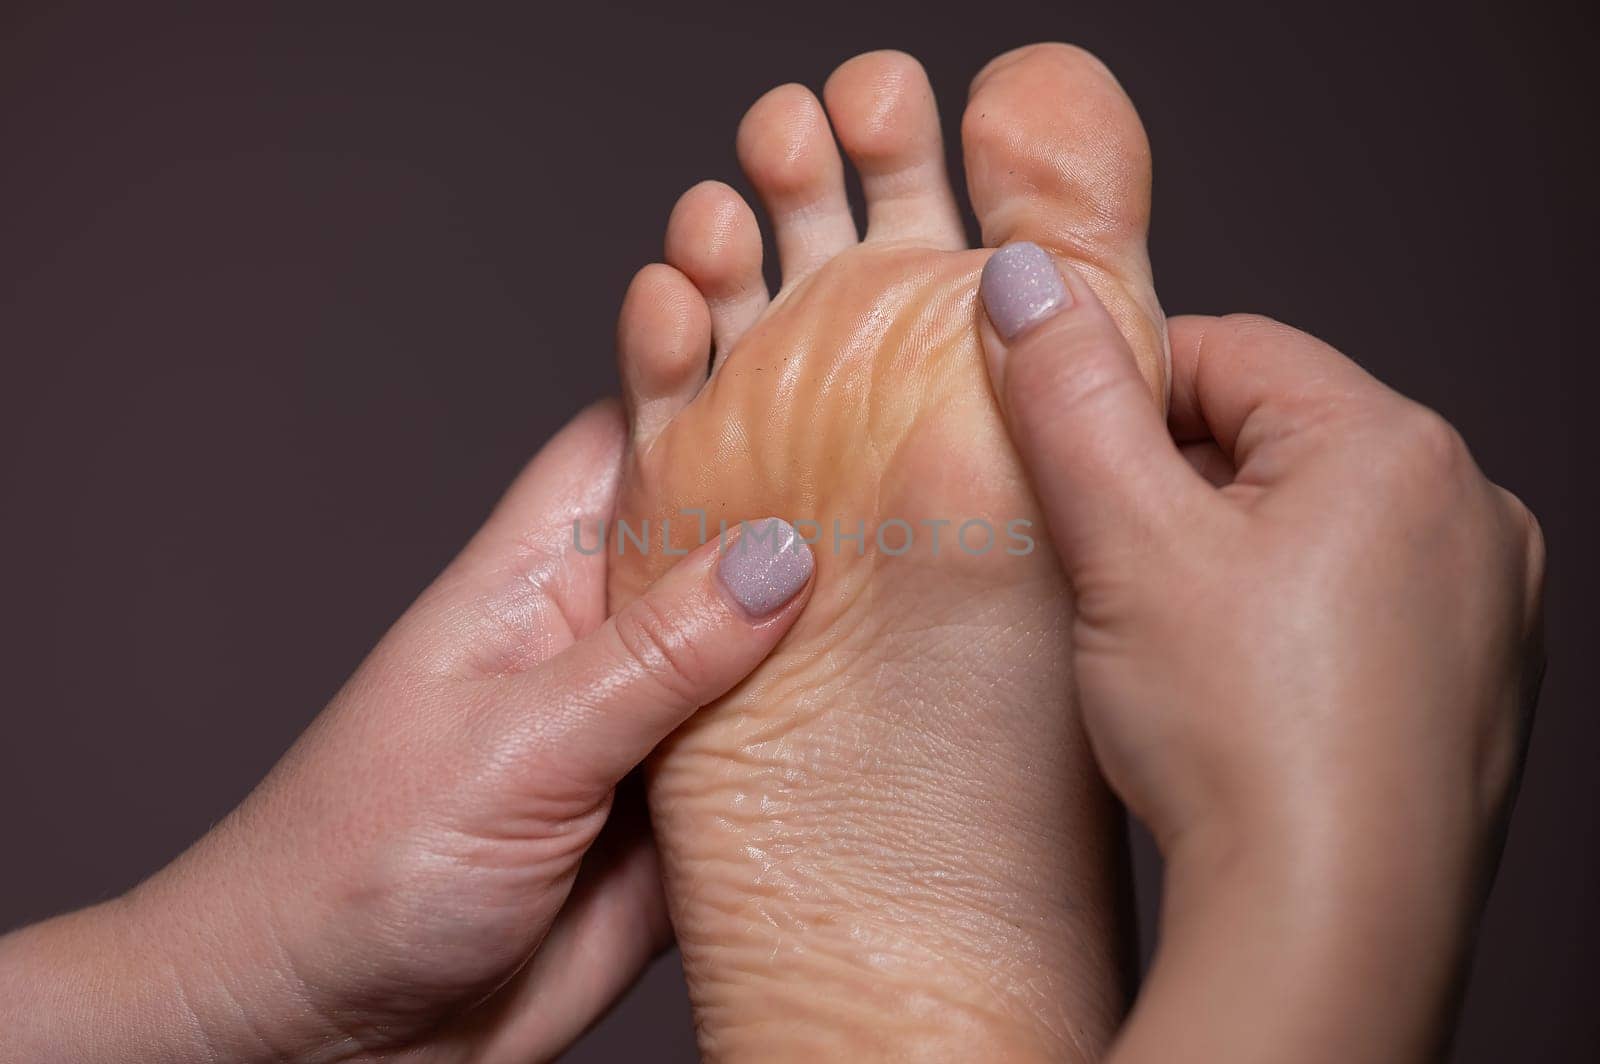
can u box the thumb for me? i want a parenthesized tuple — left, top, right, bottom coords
(979, 242, 1200, 568)
(489, 517, 814, 798)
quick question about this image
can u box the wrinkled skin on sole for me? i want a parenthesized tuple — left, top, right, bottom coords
(608, 44, 1167, 1061)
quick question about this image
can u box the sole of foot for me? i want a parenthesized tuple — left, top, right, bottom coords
(610, 44, 1164, 1062)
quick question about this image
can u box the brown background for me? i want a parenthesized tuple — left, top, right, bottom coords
(1, 2, 1593, 1059)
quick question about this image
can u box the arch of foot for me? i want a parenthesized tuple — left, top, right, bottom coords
(608, 42, 1163, 1062)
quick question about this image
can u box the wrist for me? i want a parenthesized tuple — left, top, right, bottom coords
(1116, 810, 1486, 1064)
(0, 897, 225, 1064)
(120, 857, 359, 1064)
(0, 876, 338, 1064)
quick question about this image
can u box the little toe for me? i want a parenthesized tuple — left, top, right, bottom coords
(736, 83, 858, 285)
(823, 50, 965, 249)
(616, 263, 712, 441)
(962, 43, 1167, 400)
(664, 180, 769, 363)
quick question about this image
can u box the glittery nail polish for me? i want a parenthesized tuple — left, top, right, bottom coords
(980, 241, 1070, 341)
(717, 517, 814, 617)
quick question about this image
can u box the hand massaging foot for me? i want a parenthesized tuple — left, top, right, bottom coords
(608, 45, 1168, 1060)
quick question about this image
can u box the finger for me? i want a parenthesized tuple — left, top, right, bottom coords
(979, 241, 1206, 567)
(464, 399, 626, 574)
(1166, 313, 1398, 474)
(388, 401, 628, 679)
(466, 777, 669, 1060)
(487, 517, 814, 798)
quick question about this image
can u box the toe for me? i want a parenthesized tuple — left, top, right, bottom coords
(617, 263, 712, 441)
(736, 83, 857, 285)
(963, 43, 1151, 254)
(665, 181, 769, 363)
(962, 43, 1167, 402)
(823, 50, 965, 249)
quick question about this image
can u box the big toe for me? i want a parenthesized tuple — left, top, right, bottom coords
(963, 43, 1167, 402)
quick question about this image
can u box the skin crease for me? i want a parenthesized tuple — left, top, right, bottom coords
(608, 46, 1168, 1061)
(975, 262, 1545, 1062)
(0, 39, 1541, 1064)
(0, 402, 818, 1064)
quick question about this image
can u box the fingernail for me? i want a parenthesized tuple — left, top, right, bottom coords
(717, 517, 815, 618)
(980, 242, 1071, 342)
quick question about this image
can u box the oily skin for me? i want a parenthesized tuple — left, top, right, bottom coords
(0, 402, 816, 1064)
(0, 41, 1544, 1064)
(976, 255, 1544, 1062)
(608, 45, 1165, 1061)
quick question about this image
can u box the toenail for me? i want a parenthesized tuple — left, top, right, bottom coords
(980, 242, 1071, 341)
(717, 517, 815, 618)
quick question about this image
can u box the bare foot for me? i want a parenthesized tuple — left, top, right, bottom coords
(609, 45, 1166, 1061)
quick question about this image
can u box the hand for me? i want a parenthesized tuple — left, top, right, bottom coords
(978, 242, 1544, 1062)
(0, 402, 814, 1064)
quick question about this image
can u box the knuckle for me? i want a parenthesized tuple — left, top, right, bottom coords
(1506, 490, 1547, 591)
(1523, 506, 1547, 581)
(1397, 405, 1469, 473)
(1367, 404, 1469, 491)
(1476, 485, 1547, 643)
(610, 594, 709, 707)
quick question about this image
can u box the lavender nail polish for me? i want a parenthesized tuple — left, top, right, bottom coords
(717, 518, 814, 617)
(980, 242, 1071, 341)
